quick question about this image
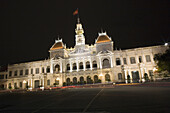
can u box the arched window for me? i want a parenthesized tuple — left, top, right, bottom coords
(66, 64, 70, 71)
(66, 78, 70, 84)
(93, 61, 97, 68)
(103, 58, 110, 68)
(86, 61, 90, 69)
(54, 64, 60, 72)
(79, 62, 83, 69)
(73, 63, 77, 70)
(94, 75, 98, 83)
(116, 58, 121, 65)
(46, 66, 50, 73)
(73, 77, 77, 84)
(118, 73, 122, 80)
(80, 76, 84, 84)
(105, 74, 110, 81)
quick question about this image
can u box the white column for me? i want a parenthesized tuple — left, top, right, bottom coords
(31, 79, 33, 89)
(127, 55, 130, 65)
(76, 59, 79, 72)
(60, 60, 62, 73)
(144, 68, 147, 73)
(83, 58, 86, 71)
(124, 70, 128, 83)
(120, 56, 123, 65)
(110, 56, 113, 67)
(112, 56, 116, 66)
(140, 68, 145, 82)
(42, 78, 44, 87)
(50, 63, 53, 74)
(44, 66, 47, 73)
(128, 70, 132, 83)
(142, 54, 146, 63)
(70, 60, 72, 72)
(99, 57, 102, 69)
(136, 55, 139, 64)
(90, 58, 92, 70)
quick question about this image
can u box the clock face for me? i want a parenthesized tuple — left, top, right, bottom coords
(78, 38, 82, 43)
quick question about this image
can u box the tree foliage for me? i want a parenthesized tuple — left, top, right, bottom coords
(154, 48, 170, 73)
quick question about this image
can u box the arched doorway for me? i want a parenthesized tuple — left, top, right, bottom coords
(118, 73, 122, 80)
(66, 78, 70, 85)
(105, 74, 110, 82)
(87, 76, 92, 84)
(103, 58, 110, 68)
(127, 75, 131, 83)
(73, 77, 77, 85)
(132, 71, 140, 83)
(80, 76, 84, 84)
(94, 75, 98, 83)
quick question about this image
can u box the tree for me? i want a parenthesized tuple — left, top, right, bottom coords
(154, 48, 170, 74)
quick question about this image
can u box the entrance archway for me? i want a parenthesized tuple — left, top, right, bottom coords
(66, 78, 70, 85)
(73, 77, 77, 85)
(87, 76, 92, 84)
(94, 75, 98, 83)
(80, 76, 84, 84)
(34, 80, 40, 88)
(105, 74, 110, 82)
(132, 71, 140, 83)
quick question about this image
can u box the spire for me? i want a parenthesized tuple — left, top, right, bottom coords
(77, 17, 80, 24)
(75, 17, 84, 35)
(75, 16, 85, 46)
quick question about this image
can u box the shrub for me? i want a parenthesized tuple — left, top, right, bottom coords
(63, 82, 66, 86)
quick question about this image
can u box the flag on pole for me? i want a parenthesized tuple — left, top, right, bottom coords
(73, 9, 78, 15)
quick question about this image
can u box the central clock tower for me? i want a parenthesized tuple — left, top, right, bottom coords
(75, 18, 85, 46)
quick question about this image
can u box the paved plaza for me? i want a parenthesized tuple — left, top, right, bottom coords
(0, 83, 170, 113)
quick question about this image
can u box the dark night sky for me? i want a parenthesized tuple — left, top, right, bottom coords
(0, 0, 170, 66)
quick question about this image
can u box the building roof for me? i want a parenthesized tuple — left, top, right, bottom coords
(50, 42, 64, 50)
(96, 35, 111, 43)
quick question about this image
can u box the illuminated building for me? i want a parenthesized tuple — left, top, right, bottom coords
(0, 18, 169, 90)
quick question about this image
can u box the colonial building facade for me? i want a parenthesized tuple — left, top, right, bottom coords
(0, 18, 169, 90)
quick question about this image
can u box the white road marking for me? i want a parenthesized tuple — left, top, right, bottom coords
(82, 89, 103, 112)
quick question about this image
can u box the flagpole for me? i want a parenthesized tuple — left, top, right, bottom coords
(77, 8, 79, 24)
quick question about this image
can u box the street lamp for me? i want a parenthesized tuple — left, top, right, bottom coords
(153, 67, 158, 72)
(23, 80, 26, 83)
(99, 74, 103, 76)
(56, 77, 60, 80)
